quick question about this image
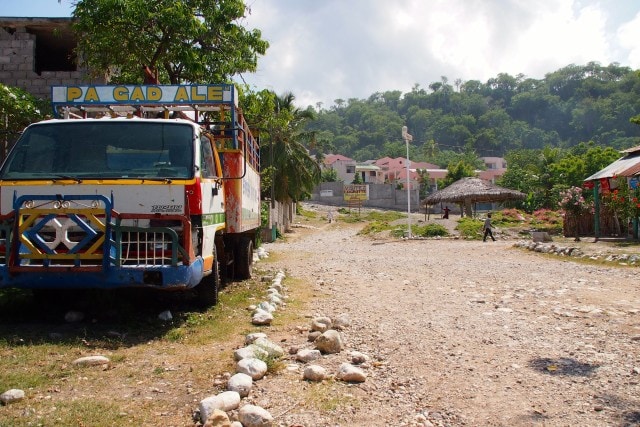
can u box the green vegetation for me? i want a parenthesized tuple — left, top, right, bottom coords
(72, 0, 268, 84)
(297, 380, 359, 412)
(389, 223, 449, 238)
(308, 64, 640, 162)
(456, 217, 484, 240)
(297, 203, 318, 219)
(343, 209, 405, 225)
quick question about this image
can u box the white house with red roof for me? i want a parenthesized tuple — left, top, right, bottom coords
(323, 154, 508, 191)
(324, 154, 384, 184)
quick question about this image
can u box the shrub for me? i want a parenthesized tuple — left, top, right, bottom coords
(455, 217, 483, 239)
(414, 223, 449, 237)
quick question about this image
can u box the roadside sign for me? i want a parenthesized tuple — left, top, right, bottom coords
(344, 184, 368, 201)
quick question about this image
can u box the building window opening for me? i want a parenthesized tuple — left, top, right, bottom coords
(29, 27, 77, 74)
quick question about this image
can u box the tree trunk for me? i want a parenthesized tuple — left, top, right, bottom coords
(464, 198, 473, 218)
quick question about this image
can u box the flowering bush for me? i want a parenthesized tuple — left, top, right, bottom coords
(558, 186, 592, 215)
(602, 177, 640, 237)
(558, 186, 593, 241)
(532, 209, 562, 225)
(495, 208, 527, 223)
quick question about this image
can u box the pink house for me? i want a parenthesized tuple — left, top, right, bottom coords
(375, 157, 440, 189)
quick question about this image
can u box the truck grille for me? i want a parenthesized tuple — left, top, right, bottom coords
(0, 195, 190, 269)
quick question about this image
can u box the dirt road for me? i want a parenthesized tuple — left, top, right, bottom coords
(255, 209, 640, 426)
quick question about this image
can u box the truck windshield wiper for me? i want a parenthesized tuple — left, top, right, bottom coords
(51, 175, 83, 183)
(140, 177, 173, 183)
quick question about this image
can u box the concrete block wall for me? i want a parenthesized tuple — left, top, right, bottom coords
(310, 182, 421, 212)
(0, 25, 101, 99)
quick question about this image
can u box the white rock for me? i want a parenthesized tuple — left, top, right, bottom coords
(238, 404, 274, 427)
(350, 351, 369, 364)
(307, 331, 322, 342)
(253, 337, 284, 358)
(332, 313, 351, 330)
(245, 332, 268, 345)
(199, 391, 241, 422)
(296, 348, 322, 363)
(228, 373, 253, 397)
(257, 302, 276, 313)
(303, 364, 327, 382)
(251, 309, 274, 326)
(237, 358, 268, 380)
(233, 345, 268, 361)
(0, 389, 25, 404)
(64, 310, 84, 323)
(336, 363, 366, 383)
(73, 355, 110, 367)
(266, 288, 281, 297)
(315, 329, 343, 354)
(202, 408, 231, 426)
(158, 310, 172, 321)
(310, 316, 332, 332)
(268, 295, 283, 306)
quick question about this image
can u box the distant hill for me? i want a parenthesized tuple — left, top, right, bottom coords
(305, 62, 640, 165)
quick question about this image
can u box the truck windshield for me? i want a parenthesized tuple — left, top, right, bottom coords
(0, 121, 195, 180)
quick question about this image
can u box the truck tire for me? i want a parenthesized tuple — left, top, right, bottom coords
(234, 237, 253, 281)
(196, 248, 220, 307)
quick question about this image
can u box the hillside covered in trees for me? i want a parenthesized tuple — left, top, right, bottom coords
(306, 62, 640, 165)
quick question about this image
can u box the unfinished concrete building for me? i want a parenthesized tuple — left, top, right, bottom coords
(0, 17, 102, 99)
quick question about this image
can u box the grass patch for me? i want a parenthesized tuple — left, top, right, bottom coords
(341, 209, 405, 224)
(3, 399, 131, 427)
(456, 217, 484, 239)
(492, 208, 563, 235)
(299, 380, 359, 412)
(358, 220, 396, 235)
(297, 203, 318, 220)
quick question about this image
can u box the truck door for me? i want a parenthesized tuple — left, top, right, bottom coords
(199, 135, 224, 257)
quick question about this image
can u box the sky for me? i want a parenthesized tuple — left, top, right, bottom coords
(4, 0, 640, 109)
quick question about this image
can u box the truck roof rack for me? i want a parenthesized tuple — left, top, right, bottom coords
(49, 84, 257, 157)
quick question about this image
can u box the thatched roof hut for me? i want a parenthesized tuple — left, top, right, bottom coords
(424, 177, 525, 216)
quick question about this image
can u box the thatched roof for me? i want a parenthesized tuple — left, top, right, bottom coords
(424, 177, 525, 205)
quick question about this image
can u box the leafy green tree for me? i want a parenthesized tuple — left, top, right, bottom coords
(417, 169, 431, 197)
(72, 0, 268, 84)
(0, 84, 49, 161)
(443, 160, 476, 187)
(432, 150, 484, 170)
(321, 167, 339, 182)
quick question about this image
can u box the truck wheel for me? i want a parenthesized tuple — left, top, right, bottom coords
(196, 248, 220, 307)
(234, 237, 253, 280)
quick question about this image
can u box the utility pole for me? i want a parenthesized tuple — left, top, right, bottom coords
(402, 126, 413, 238)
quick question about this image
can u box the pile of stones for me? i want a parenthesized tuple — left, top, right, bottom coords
(513, 240, 584, 257)
(514, 240, 640, 265)
(196, 264, 370, 426)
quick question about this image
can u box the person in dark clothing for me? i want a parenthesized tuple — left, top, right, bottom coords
(442, 206, 450, 219)
(483, 212, 496, 242)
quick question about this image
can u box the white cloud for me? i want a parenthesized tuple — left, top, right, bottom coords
(617, 11, 640, 69)
(239, 0, 640, 108)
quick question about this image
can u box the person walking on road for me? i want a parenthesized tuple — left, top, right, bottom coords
(483, 212, 496, 242)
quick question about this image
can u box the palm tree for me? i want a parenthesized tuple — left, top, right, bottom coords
(266, 92, 321, 203)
